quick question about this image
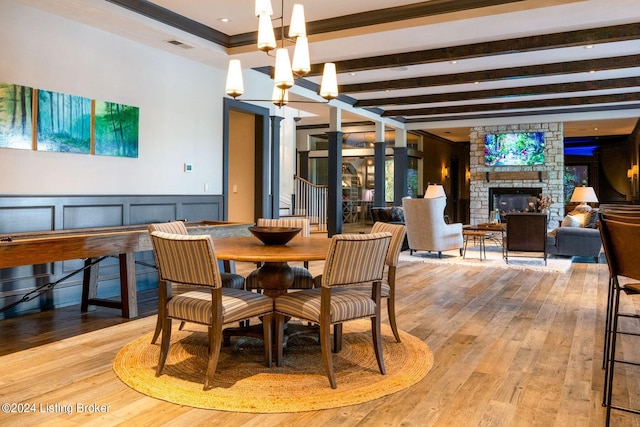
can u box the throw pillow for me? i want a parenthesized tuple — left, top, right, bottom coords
(390, 206, 404, 222)
(583, 209, 599, 228)
(561, 214, 582, 228)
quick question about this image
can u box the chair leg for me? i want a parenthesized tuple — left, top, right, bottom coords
(320, 320, 336, 388)
(387, 267, 401, 343)
(203, 324, 223, 391)
(156, 317, 172, 377)
(603, 277, 614, 370)
(371, 315, 386, 375)
(262, 313, 273, 368)
(275, 313, 285, 367)
(603, 283, 621, 422)
(388, 296, 401, 343)
(151, 279, 169, 344)
(178, 321, 186, 331)
(332, 323, 343, 353)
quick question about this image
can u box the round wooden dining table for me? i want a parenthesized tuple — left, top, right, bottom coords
(211, 236, 332, 297)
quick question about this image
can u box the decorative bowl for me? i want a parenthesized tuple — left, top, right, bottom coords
(248, 226, 302, 246)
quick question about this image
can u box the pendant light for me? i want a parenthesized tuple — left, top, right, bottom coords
(225, 0, 338, 105)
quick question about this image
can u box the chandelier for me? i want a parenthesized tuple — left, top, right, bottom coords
(225, 0, 339, 107)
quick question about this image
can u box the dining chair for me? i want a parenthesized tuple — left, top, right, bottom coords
(148, 221, 246, 344)
(598, 217, 640, 426)
(274, 232, 392, 389)
(149, 231, 273, 390)
(332, 222, 406, 352)
(245, 217, 314, 291)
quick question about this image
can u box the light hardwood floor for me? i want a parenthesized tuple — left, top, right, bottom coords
(1, 258, 639, 426)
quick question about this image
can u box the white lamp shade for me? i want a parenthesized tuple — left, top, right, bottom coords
(274, 48, 294, 89)
(272, 86, 288, 107)
(570, 186, 598, 203)
(257, 13, 276, 51)
(291, 36, 310, 75)
(424, 184, 446, 199)
(255, 0, 273, 16)
(225, 59, 244, 98)
(319, 63, 338, 100)
(288, 4, 306, 38)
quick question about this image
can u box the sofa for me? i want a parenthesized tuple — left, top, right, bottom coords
(546, 208, 602, 262)
(370, 206, 409, 250)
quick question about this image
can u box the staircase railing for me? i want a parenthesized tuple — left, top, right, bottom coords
(291, 175, 328, 231)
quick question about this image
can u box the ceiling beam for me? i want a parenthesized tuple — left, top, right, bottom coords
(355, 77, 640, 107)
(382, 92, 640, 117)
(307, 22, 640, 76)
(342, 54, 640, 93)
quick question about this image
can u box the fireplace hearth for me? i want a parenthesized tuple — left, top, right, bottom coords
(489, 187, 542, 222)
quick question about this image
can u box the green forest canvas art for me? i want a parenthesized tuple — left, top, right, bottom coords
(95, 101, 139, 158)
(37, 90, 91, 153)
(0, 83, 33, 150)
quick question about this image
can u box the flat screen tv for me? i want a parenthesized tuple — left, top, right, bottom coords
(484, 132, 545, 166)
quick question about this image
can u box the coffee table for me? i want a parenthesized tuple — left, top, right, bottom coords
(463, 223, 506, 259)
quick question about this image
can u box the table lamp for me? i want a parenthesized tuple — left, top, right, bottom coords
(424, 184, 446, 199)
(570, 186, 598, 211)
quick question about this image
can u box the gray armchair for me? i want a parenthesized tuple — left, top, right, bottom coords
(402, 197, 463, 258)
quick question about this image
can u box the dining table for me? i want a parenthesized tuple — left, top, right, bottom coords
(211, 235, 332, 298)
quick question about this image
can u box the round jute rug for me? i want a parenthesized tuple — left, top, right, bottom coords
(113, 320, 433, 413)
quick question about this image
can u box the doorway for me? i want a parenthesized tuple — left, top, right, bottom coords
(223, 98, 270, 222)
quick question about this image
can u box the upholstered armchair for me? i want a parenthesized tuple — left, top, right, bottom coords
(402, 197, 463, 258)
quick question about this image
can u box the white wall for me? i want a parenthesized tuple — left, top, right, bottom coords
(0, 1, 226, 195)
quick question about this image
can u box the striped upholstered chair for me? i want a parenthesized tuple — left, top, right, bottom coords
(274, 232, 392, 388)
(245, 217, 314, 291)
(149, 231, 273, 390)
(148, 221, 246, 344)
(333, 222, 406, 351)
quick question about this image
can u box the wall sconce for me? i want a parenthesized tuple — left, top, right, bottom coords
(628, 168, 634, 180)
(634, 164, 639, 177)
(465, 169, 471, 181)
(442, 166, 449, 179)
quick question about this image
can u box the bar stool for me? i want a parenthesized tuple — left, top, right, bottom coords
(600, 213, 640, 371)
(599, 217, 640, 426)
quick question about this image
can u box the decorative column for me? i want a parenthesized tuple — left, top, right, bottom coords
(374, 121, 386, 207)
(327, 107, 342, 236)
(394, 129, 408, 205)
(270, 115, 283, 219)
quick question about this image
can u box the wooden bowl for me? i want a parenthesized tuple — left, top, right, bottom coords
(248, 226, 302, 246)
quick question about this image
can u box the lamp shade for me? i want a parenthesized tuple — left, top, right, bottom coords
(570, 186, 598, 203)
(257, 13, 276, 52)
(291, 35, 310, 75)
(319, 63, 338, 100)
(288, 4, 306, 38)
(273, 48, 294, 89)
(272, 86, 288, 107)
(424, 184, 446, 199)
(225, 59, 244, 98)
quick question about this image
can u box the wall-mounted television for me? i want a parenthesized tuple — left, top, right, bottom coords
(484, 132, 545, 166)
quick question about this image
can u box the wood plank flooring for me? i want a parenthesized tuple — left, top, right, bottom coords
(1, 259, 639, 426)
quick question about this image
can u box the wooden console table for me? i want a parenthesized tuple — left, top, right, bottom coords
(0, 221, 251, 318)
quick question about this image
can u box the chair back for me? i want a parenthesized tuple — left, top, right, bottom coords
(148, 221, 188, 234)
(599, 218, 640, 281)
(600, 213, 640, 224)
(371, 222, 406, 267)
(150, 231, 222, 288)
(321, 232, 391, 288)
(257, 217, 310, 237)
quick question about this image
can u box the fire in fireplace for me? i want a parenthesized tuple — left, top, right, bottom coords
(489, 187, 542, 222)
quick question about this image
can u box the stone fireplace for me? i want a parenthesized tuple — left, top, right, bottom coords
(489, 187, 542, 222)
(468, 122, 564, 227)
